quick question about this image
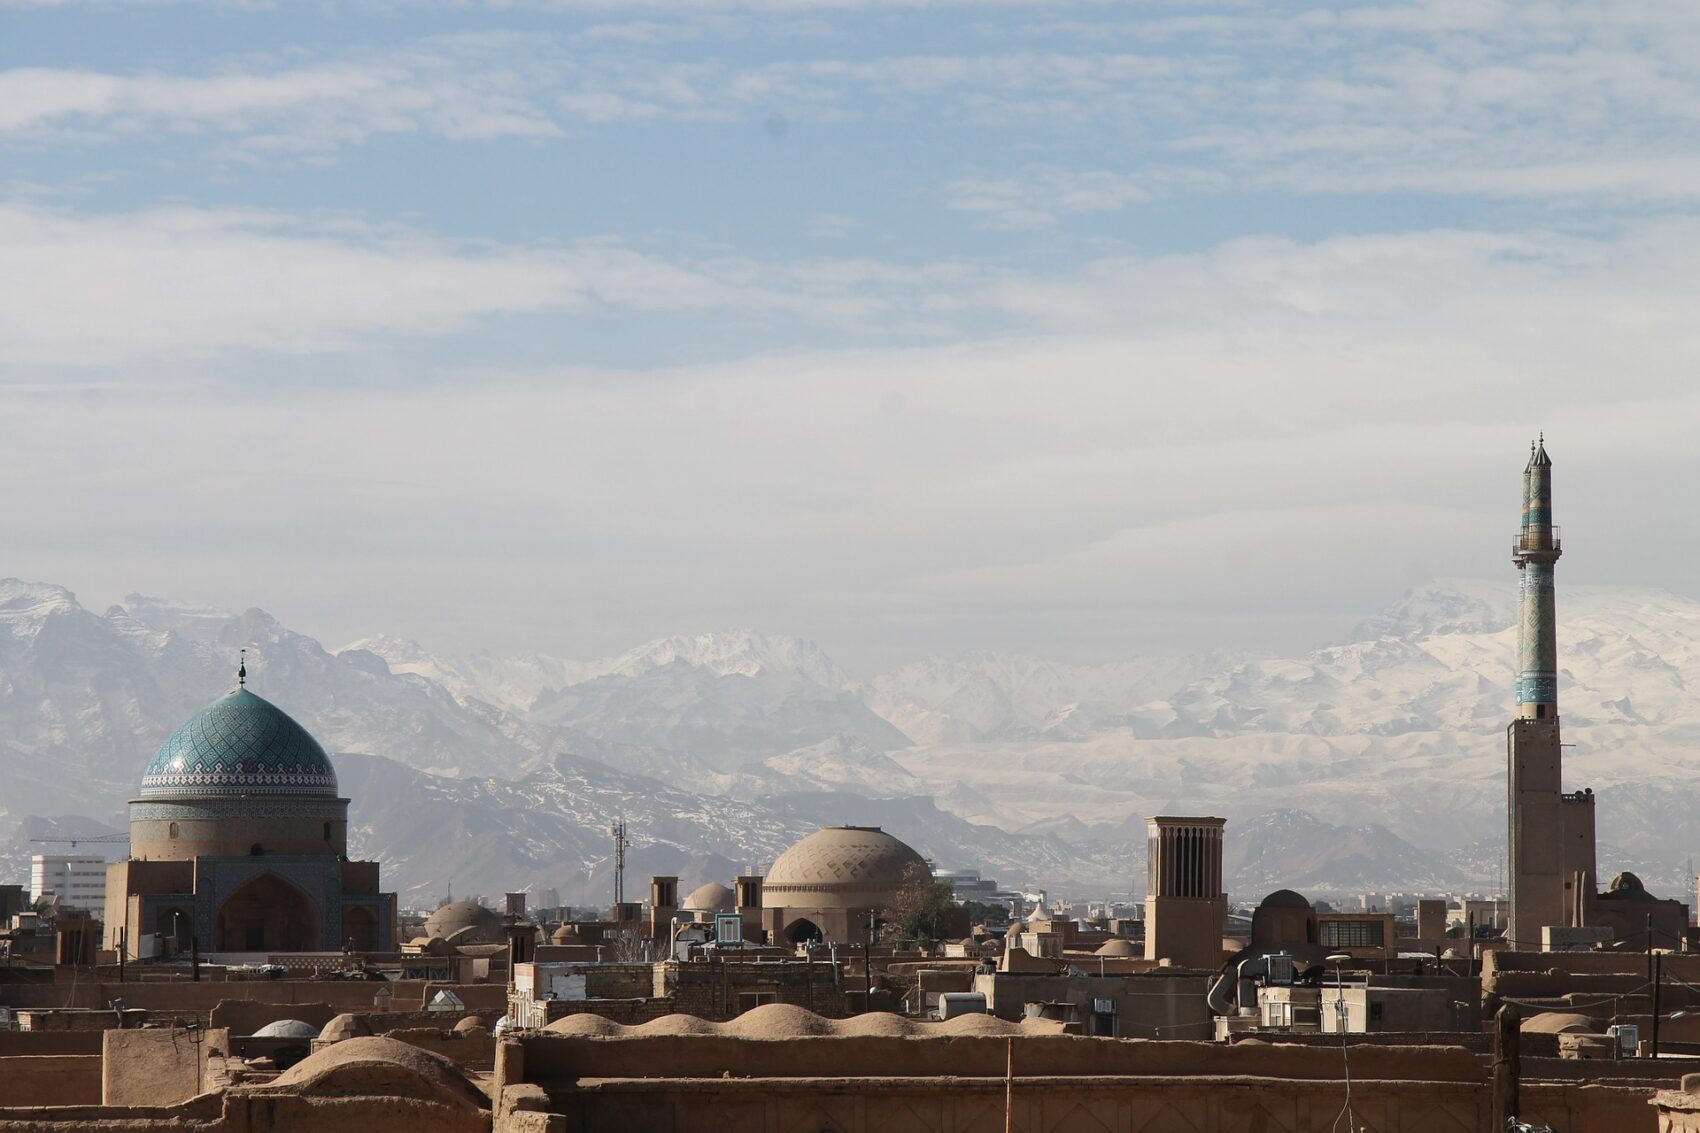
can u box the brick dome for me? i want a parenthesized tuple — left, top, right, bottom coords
(761, 826, 929, 910)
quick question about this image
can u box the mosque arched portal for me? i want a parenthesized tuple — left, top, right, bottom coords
(343, 905, 378, 952)
(217, 873, 318, 952)
(784, 918, 823, 945)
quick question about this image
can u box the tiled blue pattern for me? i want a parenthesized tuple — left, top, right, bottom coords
(140, 688, 338, 798)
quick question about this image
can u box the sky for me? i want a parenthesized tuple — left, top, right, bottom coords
(3, 0, 1699, 672)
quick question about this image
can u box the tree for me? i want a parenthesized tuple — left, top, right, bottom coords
(882, 861, 958, 949)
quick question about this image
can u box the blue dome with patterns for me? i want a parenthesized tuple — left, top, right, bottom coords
(140, 688, 338, 798)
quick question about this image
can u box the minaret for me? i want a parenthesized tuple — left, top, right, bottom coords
(1514, 435, 1560, 719)
(1505, 435, 1595, 948)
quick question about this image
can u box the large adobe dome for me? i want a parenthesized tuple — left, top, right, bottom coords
(141, 688, 338, 798)
(762, 826, 930, 910)
(425, 900, 506, 946)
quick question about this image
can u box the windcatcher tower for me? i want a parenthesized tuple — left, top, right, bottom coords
(1506, 436, 1596, 947)
(1144, 816, 1226, 969)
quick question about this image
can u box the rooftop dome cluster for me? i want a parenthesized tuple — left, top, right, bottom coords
(543, 1004, 1063, 1039)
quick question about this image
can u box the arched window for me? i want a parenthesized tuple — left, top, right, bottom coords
(324, 822, 333, 842)
(168, 822, 180, 840)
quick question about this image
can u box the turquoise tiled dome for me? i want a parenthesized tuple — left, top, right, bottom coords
(140, 688, 338, 798)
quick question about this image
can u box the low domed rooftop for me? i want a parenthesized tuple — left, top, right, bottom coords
(1257, 889, 1312, 909)
(682, 881, 735, 912)
(141, 687, 337, 799)
(425, 901, 505, 945)
(763, 826, 929, 910)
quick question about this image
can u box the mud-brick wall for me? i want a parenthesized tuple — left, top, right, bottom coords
(515, 1033, 1489, 1084)
(103, 1027, 231, 1106)
(0, 1055, 103, 1105)
(667, 964, 845, 1020)
(530, 1074, 1655, 1133)
(0, 1032, 102, 1056)
(539, 999, 679, 1027)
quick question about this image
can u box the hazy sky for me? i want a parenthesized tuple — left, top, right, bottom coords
(3, 0, 1699, 671)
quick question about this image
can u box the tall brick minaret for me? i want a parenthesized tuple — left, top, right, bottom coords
(1515, 435, 1560, 718)
(1506, 436, 1595, 947)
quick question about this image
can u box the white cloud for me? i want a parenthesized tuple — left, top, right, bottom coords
(0, 202, 994, 367)
(0, 55, 562, 152)
(4, 4, 1698, 209)
(5, 211, 1700, 661)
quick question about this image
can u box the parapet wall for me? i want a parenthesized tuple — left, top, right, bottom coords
(0, 1092, 488, 1133)
(0, 1055, 102, 1106)
(0, 979, 501, 1018)
(512, 1031, 1486, 1083)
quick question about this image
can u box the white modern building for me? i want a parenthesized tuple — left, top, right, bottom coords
(30, 855, 106, 912)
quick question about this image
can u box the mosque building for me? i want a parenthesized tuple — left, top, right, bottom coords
(103, 660, 397, 959)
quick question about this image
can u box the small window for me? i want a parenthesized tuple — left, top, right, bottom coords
(736, 991, 779, 1014)
(324, 822, 333, 842)
(249, 843, 263, 856)
(168, 822, 180, 840)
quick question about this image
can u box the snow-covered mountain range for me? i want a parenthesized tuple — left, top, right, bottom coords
(4, 575, 1698, 904)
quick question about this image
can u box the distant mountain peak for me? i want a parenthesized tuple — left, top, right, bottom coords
(601, 629, 851, 688)
(1348, 577, 1516, 642)
(0, 578, 82, 614)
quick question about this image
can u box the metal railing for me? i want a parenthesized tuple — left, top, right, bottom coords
(1512, 525, 1562, 557)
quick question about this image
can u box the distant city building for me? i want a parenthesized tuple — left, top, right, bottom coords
(933, 868, 999, 903)
(28, 856, 105, 912)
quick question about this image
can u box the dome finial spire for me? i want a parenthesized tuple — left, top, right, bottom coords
(237, 648, 246, 689)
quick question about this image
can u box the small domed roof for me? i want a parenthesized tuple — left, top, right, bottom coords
(424, 901, 504, 945)
(253, 1018, 320, 1039)
(1258, 889, 1312, 909)
(1095, 939, 1140, 957)
(1522, 1012, 1598, 1035)
(142, 688, 337, 798)
(763, 827, 929, 910)
(682, 882, 735, 912)
(550, 923, 581, 945)
(319, 1014, 373, 1042)
(1602, 872, 1656, 901)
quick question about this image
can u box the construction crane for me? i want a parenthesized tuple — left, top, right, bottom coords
(29, 835, 129, 850)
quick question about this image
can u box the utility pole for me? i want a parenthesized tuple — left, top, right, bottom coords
(1493, 1004, 1521, 1129)
(1653, 952, 1663, 1059)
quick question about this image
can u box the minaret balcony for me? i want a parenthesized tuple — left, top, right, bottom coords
(1513, 526, 1562, 561)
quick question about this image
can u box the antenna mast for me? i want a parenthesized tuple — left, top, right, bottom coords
(612, 819, 629, 907)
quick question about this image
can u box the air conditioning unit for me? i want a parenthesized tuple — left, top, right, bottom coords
(1606, 1023, 1640, 1057)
